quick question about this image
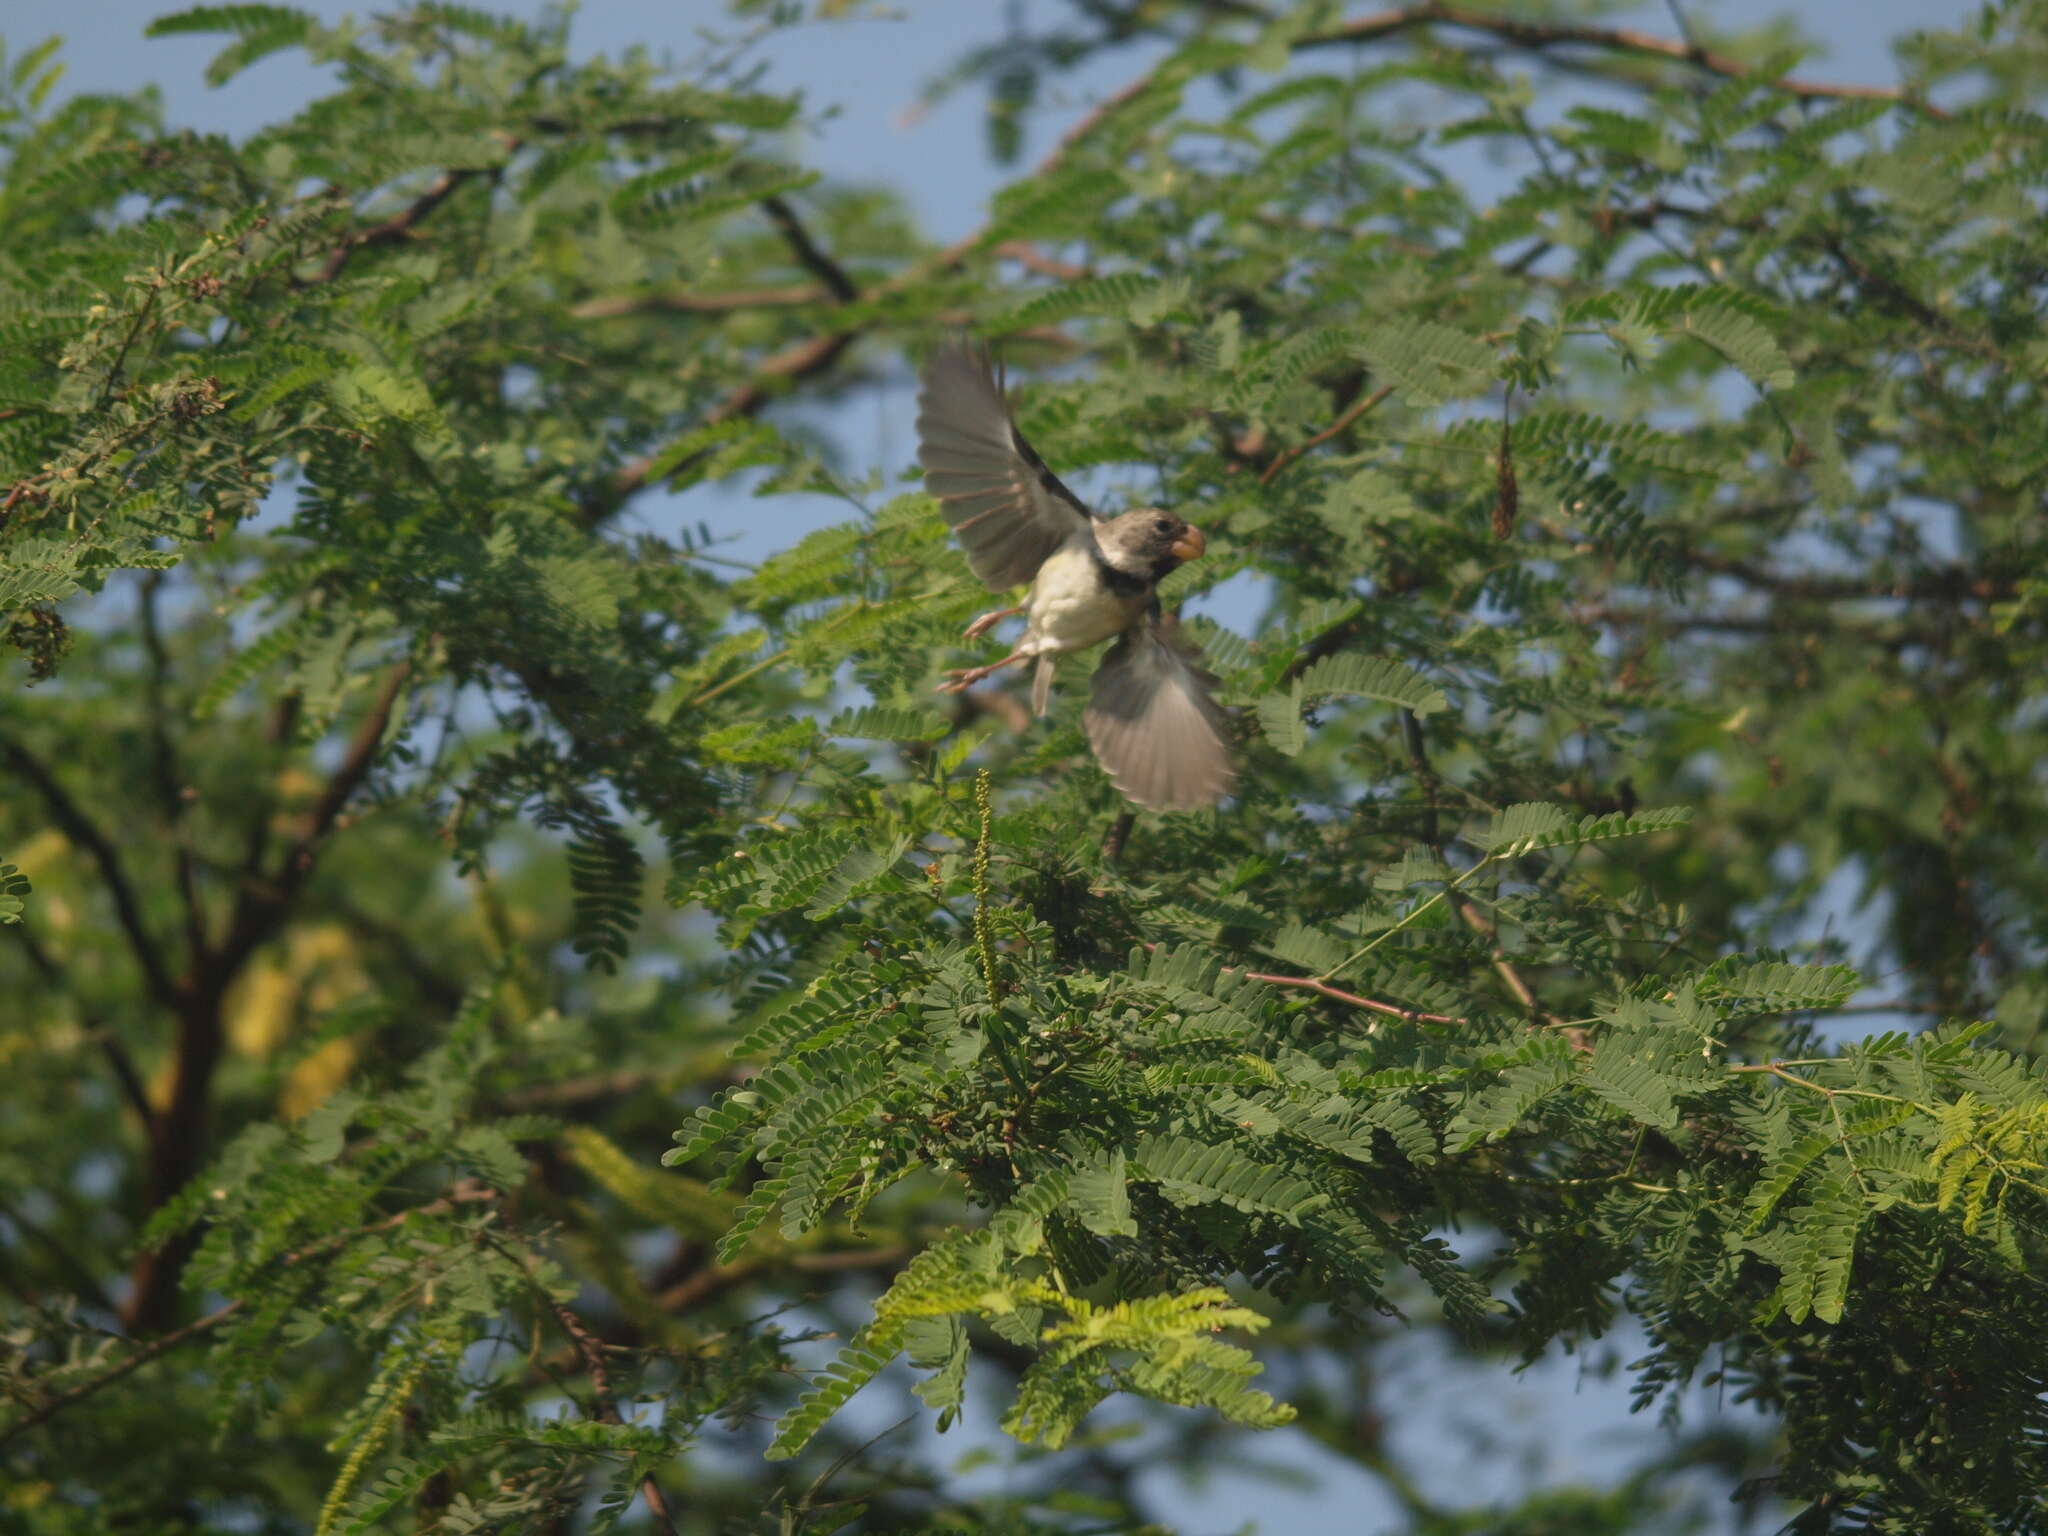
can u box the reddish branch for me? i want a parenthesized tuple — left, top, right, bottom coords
(480, 1232, 680, 1535)
(993, 241, 1094, 281)
(571, 283, 828, 318)
(554, 1300, 681, 1534)
(1259, 384, 1397, 486)
(1234, 964, 1466, 1026)
(1140, 942, 1463, 1026)
(1299, 4, 1949, 118)
(314, 168, 488, 284)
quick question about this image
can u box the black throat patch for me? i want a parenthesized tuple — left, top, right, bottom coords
(1088, 543, 1153, 597)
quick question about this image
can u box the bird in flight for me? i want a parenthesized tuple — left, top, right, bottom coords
(916, 339, 1235, 810)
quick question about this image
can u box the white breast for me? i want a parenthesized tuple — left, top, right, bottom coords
(1023, 535, 1144, 656)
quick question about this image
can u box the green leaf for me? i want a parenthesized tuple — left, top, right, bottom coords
(1067, 1148, 1136, 1238)
(1356, 317, 1497, 406)
(1582, 1032, 1681, 1129)
(1294, 653, 1448, 715)
(999, 273, 1165, 330)
(1742, 1132, 1841, 1248)
(765, 1332, 898, 1460)
(1470, 803, 1692, 856)
(1131, 1134, 1328, 1224)
(904, 1315, 969, 1427)
(804, 839, 908, 918)
(1699, 960, 1863, 1013)
(1446, 1055, 1574, 1149)
(1256, 688, 1306, 755)
(1676, 297, 1796, 393)
(826, 705, 949, 741)
(0, 860, 29, 924)
(1359, 1096, 1438, 1166)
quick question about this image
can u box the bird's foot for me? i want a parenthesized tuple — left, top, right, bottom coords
(936, 665, 1001, 694)
(962, 604, 1022, 641)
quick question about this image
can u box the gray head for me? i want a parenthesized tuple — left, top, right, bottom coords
(1092, 507, 1207, 581)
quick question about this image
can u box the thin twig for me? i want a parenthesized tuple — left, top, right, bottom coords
(1, 1191, 493, 1447)
(89, 1027, 155, 1128)
(139, 572, 208, 963)
(992, 241, 1093, 281)
(1397, 708, 1575, 1041)
(1299, 4, 1949, 119)
(1236, 965, 1465, 1026)
(571, 284, 829, 318)
(690, 646, 789, 707)
(97, 281, 161, 411)
(760, 195, 858, 302)
(1139, 943, 1463, 1026)
(1259, 384, 1397, 486)
(588, 66, 1165, 521)
(484, 1232, 680, 1536)
(0, 738, 178, 1010)
(1100, 811, 1136, 866)
(314, 167, 489, 284)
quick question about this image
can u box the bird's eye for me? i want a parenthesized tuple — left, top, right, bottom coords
(1152, 517, 1173, 535)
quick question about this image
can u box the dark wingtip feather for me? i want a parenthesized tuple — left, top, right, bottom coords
(915, 334, 1089, 593)
(1083, 626, 1236, 811)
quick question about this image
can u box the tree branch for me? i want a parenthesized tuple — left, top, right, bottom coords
(1100, 811, 1137, 866)
(89, 1027, 154, 1129)
(1299, 4, 1949, 119)
(571, 284, 830, 318)
(486, 1234, 680, 1536)
(0, 737, 178, 1010)
(1580, 603, 1930, 646)
(3, 1189, 493, 1446)
(313, 168, 487, 285)
(589, 3, 1936, 530)
(216, 659, 412, 978)
(992, 241, 1094, 281)
(1234, 965, 1465, 1026)
(1139, 942, 1462, 1026)
(139, 572, 209, 964)
(1260, 383, 1397, 486)
(124, 660, 411, 1331)
(760, 195, 858, 302)
(650, 1244, 914, 1319)
(585, 64, 1167, 522)
(1685, 548, 2020, 605)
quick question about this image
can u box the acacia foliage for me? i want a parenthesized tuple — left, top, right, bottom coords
(2, 2, 2047, 1533)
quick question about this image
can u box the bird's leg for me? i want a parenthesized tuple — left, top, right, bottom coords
(936, 649, 1029, 693)
(963, 603, 1023, 640)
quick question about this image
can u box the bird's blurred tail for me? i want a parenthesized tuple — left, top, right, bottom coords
(1031, 656, 1055, 716)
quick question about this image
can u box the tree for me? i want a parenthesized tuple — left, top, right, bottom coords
(2, 2, 2045, 1531)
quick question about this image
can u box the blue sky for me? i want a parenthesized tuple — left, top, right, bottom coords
(0, 1, 1969, 1529)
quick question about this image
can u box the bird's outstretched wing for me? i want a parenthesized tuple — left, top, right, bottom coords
(1083, 618, 1236, 810)
(917, 339, 1092, 591)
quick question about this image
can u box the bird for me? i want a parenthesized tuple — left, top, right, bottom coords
(915, 338, 1236, 811)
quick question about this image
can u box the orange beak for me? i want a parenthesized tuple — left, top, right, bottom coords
(1169, 526, 1207, 562)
